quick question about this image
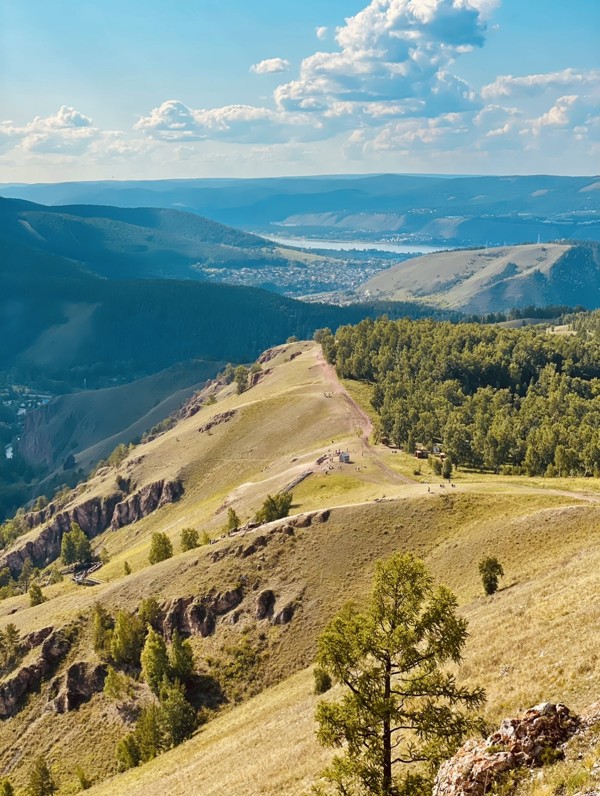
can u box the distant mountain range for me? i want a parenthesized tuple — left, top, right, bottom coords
(356, 242, 600, 313)
(2, 173, 599, 246)
(0, 197, 440, 392)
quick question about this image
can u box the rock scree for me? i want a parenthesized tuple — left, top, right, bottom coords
(434, 703, 580, 796)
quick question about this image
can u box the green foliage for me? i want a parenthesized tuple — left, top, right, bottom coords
(61, 522, 92, 565)
(313, 667, 332, 695)
(442, 457, 453, 480)
(110, 610, 146, 668)
(136, 702, 163, 762)
(103, 665, 135, 702)
(199, 530, 211, 546)
(0, 623, 21, 674)
(27, 757, 57, 796)
(107, 443, 130, 468)
(226, 507, 240, 532)
(478, 557, 505, 595)
(19, 558, 34, 590)
(148, 532, 173, 565)
(159, 679, 198, 748)
(169, 630, 194, 683)
(92, 604, 114, 660)
(74, 766, 92, 791)
(29, 582, 45, 607)
(138, 597, 161, 630)
(255, 492, 293, 524)
(234, 365, 249, 394)
(431, 457, 443, 476)
(315, 552, 485, 796)
(330, 316, 600, 476)
(180, 527, 199, 551)
(116, 733, 141, 772)
(123, 560, 131, 576)
(0, 779, 14, 796)
(141, 628, 170, 696)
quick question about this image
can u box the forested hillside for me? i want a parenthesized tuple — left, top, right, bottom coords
(324, 317, 600, 476)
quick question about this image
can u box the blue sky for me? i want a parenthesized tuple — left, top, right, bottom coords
(1, 0, 598, 181)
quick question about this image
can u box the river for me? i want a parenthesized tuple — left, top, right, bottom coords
(264, 235, 449, 255)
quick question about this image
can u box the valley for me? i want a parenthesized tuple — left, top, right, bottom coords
(0, 341, 599, 794)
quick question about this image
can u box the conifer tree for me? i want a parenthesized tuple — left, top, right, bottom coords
(159, 680, 197, 748)
(29, 582, 45, 607)
(148, 532, 173, 565)
(136, 703, 163, 762)
(169, 630, 194, 683)
(27, 757, 57, 796)
(141, 628, 169, 696)
(111, 610, 145, 667)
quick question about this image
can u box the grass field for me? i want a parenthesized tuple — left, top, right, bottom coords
(2, 342, 600, 794)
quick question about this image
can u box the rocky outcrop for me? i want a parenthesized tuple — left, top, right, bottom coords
(1, 494, 122, 577)
(433, 703, 580, 796)
(0, 630, 71, 719)
(198, 410, 237, 434)
(273, 602, 296, 625)
(2, 478, 184, 578)
(159, 587, 244, 639)
(110, 479, 183, 530)
(256, 590, 275, 620)
(49, 662, 107, 713)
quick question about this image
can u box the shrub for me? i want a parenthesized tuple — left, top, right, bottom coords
(255, 492, 292, 524)
(314, 667, 332, 694)
(180, 527, 199, 552)
(29, 582, 45, 607)
(478, 557, 504, 595)
(148, 532, 173, 565)
(431, 458, 442, 476)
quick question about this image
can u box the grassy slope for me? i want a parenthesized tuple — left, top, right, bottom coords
(358, 243, 573, 310)
(2, 343, 600, 793)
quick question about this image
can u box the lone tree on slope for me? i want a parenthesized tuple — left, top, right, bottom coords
(478, 557, 504, 595)
(314, 552, 485, 796)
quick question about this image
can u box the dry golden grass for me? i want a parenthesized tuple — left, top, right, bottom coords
(2, 342, 600, 794)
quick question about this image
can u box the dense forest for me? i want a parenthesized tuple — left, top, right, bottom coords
(323, 315, 600, 476)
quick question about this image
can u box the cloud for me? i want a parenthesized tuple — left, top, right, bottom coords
(315, 26, 328, 40)
(274, 0, 491, 119)
(134, 99, 325, 144)
(0, 106, 100, 155)
(250, 57, 291, 75)
(482, 68, 600, 99)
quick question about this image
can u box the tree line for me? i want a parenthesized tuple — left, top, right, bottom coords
(319, 316, 600, 476)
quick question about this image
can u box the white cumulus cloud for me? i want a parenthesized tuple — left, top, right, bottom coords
(250, 57, 291, 75)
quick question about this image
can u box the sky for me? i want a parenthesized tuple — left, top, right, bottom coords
(0, 0, 599, 182)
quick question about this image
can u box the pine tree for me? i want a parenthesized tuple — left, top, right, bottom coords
(111, 610, 145, 667)
(92, 604, 114, 659)
(141, 628, 170, 696)
(169, 630, 194, 683)
(226, 507, 240, 532)
(27, 757, 57, 796)
(315, 553, 485, 796)
(0, 778, 14, 796)
(136, 702, 163, 762)
(159, 680, 197, 748)
(116, 733, 140, 771)
(138, 597, 161, 629)
(29, 582, 45, 607)
(70, 522, 92, 564)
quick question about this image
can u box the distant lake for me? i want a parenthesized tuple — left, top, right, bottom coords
(265, 235, 449, 255)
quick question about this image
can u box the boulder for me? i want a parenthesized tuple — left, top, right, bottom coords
(273, 602, 296, 625)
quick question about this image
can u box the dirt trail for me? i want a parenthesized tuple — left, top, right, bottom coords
(315, 349, 414, 485)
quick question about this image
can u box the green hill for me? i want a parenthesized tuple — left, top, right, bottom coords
(357, 242, 600, 312)
(0, 342, 599, 794)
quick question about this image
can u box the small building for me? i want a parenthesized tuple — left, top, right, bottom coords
(415, 449, 429, 460)
(339, 451, 351, 463)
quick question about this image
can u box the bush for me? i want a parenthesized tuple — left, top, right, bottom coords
(180, 527, 199, 552)
(478, 557, 504, 595)
(314, 667, 332, 694)
(148, 532, 173, 565)
(29, 582, 45, 607)
(431, 458, 442, 476)
(255, 492, 292, 524)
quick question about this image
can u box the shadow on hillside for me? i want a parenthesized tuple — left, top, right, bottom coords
(187, 673, 226, 711)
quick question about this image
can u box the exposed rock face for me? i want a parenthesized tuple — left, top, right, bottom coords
(434, 703, 580, 796)
(2, 494, 122, 577)
(2, 479, 184, 579)
(159, 587, 243, 639)
(198, 410, 237, 434)
(256, 590, 276, 620)
(273, 602, 296, 625)
(0, 630, 71, 719)
(110, 479, 183, 530)
(49, 662, 107, 713)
